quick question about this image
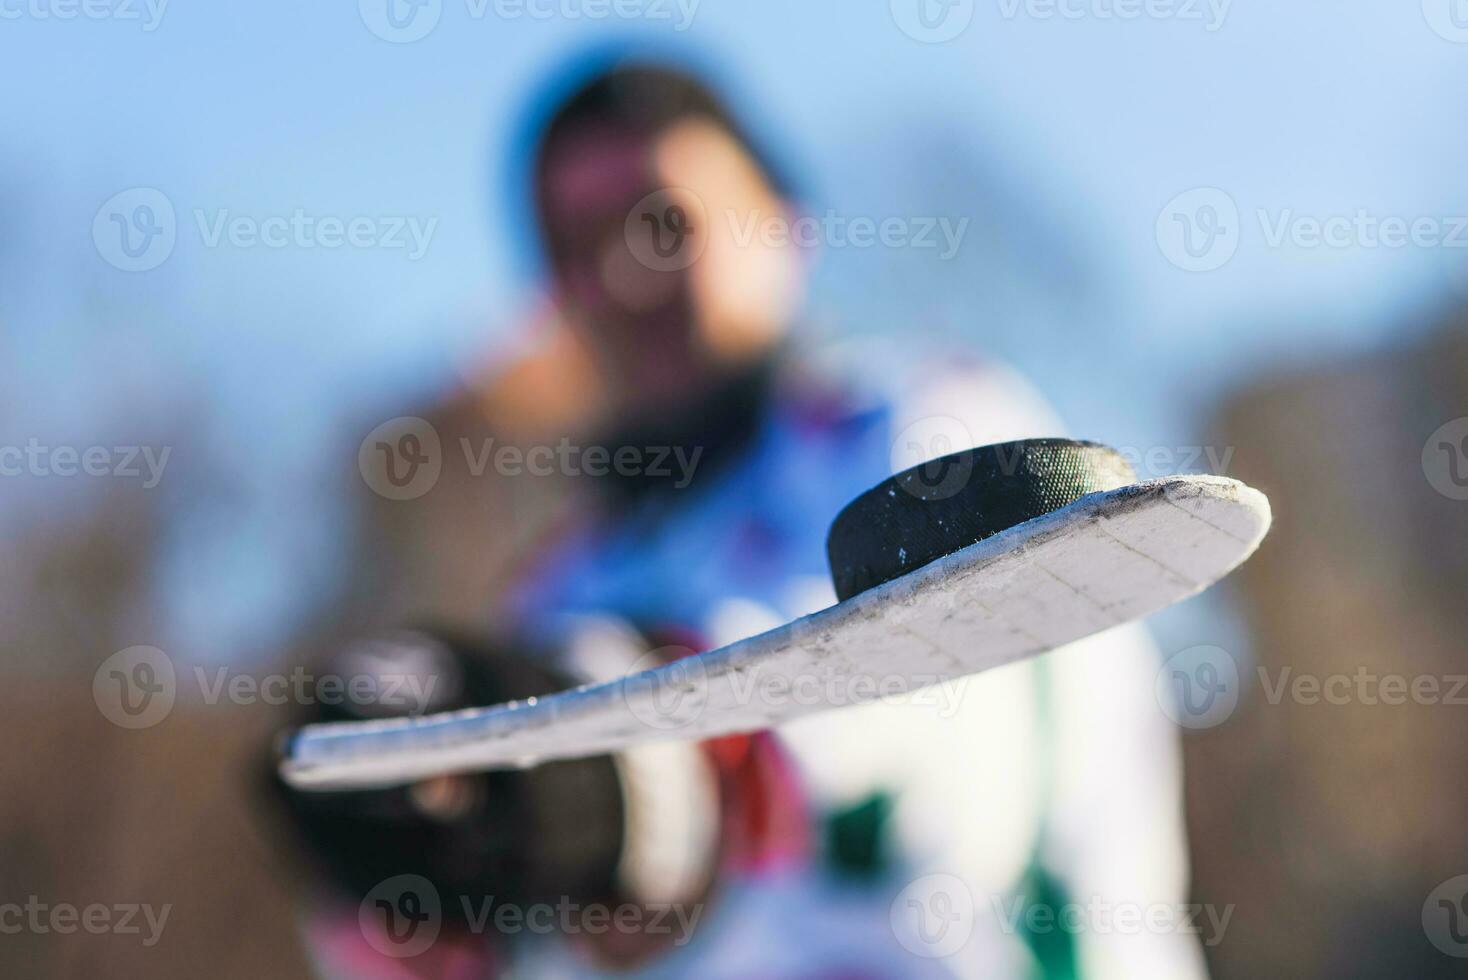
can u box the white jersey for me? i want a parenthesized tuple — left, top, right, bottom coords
(505, 343, 1208, 980)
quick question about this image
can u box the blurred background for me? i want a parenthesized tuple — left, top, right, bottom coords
(5, 2, 1468, 977)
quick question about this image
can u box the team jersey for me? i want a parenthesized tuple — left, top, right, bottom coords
(500, 343, 1209, 980)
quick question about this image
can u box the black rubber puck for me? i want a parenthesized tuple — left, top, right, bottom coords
(826, 438, 1136, 602)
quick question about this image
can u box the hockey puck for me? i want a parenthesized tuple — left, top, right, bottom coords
(826, 438, 1136, 601)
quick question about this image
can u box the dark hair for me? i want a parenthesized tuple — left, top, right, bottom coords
(534, 62, 791, 196)
(500, 44, 799, 278)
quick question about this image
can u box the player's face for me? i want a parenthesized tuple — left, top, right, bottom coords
(539, 119, 804, 411)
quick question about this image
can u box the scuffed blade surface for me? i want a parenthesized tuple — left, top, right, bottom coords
(282, 476, 1270, 789)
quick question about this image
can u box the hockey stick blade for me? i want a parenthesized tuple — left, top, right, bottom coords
(281, 475, 1270, 790)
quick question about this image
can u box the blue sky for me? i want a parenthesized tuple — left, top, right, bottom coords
(5, 0, 1468, 654)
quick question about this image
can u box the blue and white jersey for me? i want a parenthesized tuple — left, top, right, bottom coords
(508, 376, 891, 636)
(503, 344, 1209, 980)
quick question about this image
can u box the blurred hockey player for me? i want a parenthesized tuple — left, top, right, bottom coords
(279, 47, 1209, 980)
